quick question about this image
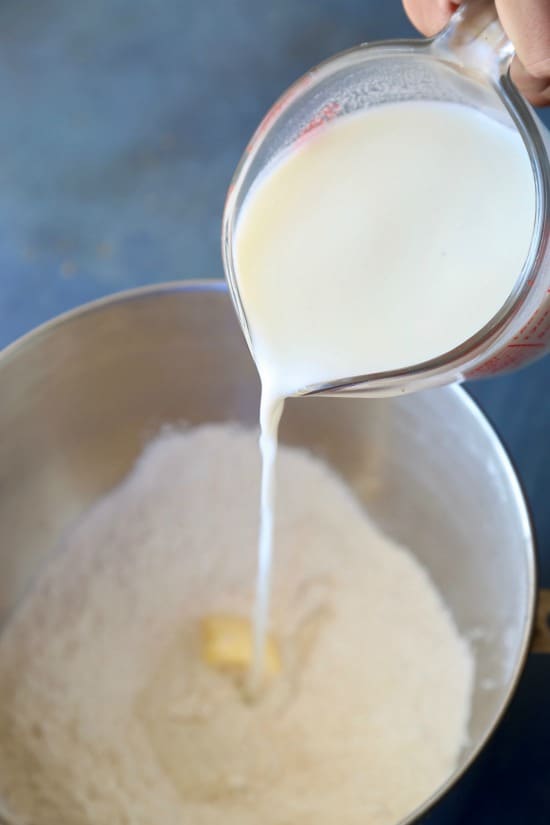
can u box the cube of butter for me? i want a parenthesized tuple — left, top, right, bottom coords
(200, 614, 281, 677)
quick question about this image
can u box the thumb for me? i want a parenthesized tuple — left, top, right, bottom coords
(495, 0, 550, 106)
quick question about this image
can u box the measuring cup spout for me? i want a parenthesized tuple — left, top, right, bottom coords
(431, 0, 514, 77)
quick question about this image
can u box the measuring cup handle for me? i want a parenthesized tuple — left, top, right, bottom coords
(431, 0, 514, 76)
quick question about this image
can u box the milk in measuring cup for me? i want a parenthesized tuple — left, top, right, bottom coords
(234, 100, 536, 399)
(232, 100, 536, 688)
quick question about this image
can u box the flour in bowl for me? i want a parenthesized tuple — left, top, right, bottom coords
(0, 424, 473, 825)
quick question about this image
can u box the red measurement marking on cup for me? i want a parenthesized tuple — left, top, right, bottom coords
(249, 74, 316, 154)
(298, 101, 341, 141)
(468, 301, 550, 378)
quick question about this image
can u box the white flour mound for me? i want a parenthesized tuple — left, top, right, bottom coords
(0, 425, 474, 825)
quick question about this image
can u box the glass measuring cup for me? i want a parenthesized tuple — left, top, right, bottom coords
(222, 0, 550, 398)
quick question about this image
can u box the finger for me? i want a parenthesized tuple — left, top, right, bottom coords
(495, 0, 550, 81)
(510, 56, 550, 107)
(495, 2, 550, 105)
(402, 0, 458, 38)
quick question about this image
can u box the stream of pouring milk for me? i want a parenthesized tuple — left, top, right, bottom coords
(233, 101, 536, 690)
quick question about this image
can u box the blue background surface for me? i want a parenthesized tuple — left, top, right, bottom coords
(0, 1, 548, 821)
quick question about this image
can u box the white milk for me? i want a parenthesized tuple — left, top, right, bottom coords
(233, 101, 535, 685)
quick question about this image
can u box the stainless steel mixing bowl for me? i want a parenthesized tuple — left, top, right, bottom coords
(0, 282, 536, 824)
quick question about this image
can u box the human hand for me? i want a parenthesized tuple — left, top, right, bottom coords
(403, 1, 550, 105)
